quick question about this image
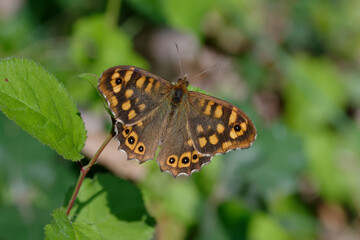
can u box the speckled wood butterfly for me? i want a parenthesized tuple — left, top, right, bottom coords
(98, 65, 256, 177)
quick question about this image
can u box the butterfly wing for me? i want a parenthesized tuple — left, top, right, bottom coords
(114, 100, 172, 162)
(186, 92, 256, 155)
(156, 105, 211, 177)
(98, 65, 173, 125)
(99, 66, 174, 162)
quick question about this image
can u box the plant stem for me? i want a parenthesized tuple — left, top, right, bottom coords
(105, 0, 121, 27)
(66, 125, 115, 216)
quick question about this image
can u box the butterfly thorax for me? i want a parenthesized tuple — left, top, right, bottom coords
(170, 77, 189, 106)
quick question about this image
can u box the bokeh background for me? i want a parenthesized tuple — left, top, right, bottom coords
(1, 0, 360, 239)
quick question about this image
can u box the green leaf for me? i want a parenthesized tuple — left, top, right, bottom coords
(0, 57, 86, 160)
(188, 84, 213, 96)
(67, 174, 155, 240)
(44, 208, 102, 240)
(79, 73, 99, 89)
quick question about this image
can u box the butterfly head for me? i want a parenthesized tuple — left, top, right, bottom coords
(175, 74, 189, 87)
(170, 76, 189, 105)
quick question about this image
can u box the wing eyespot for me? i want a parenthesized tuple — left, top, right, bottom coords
(128, 136, 135, 144)
(234, 124, 241, 132)
(181, 157, 190, 164)
(115, 78, 122, 85)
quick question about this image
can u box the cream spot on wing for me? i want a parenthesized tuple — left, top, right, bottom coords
(111, 72, 120, 80)
(113, 85, 122, 93)
(136, 76, 146, 88)
(229, 110, 237, 125)
(217, 124, 225, 134)
(199, 137, 207, 148)
(110, 96, 118, 106)
(154, 81, 160, 90)
(204, 101, 214, 115)
(222, 141, 232, 150)
(230, 129, 237, 139)
(124, 70, 133, 83)
(128, 110, 136, 120)
(121, 100, 131, 110)
(214, 105, 223, 118)
(240, 122, 247, 132)
(138, 103, 146, 111)
(197, 125, 204, 133)
(209, 134, 219, 145)
(145, 78, 154, 93)
(125, 89, 134, 98)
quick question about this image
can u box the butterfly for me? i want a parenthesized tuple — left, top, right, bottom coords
(98, 65, 256, 177)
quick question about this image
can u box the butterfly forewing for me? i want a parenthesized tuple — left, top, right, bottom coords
(187, 92, 256, 155)
(98, 65, 172, 125)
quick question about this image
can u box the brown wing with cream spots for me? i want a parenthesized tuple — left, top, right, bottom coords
(187, 92, 257, 155)
(156, 105, 211, 177)
(98, 65, 173, 125)
(115, 101, 171, 162)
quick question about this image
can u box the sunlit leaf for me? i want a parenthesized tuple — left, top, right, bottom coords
(0, 57, 86, 160)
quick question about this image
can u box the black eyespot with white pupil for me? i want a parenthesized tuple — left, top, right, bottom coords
(234, 124, 241, 132)
(115, 78, 122, 84)
(138, 146, 144, 152)
(182, 157, 190, 164)
(169, 157, 175, 164)
(128, 136, 135, 144)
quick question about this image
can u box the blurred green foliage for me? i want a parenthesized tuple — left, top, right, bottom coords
(1, 0, 360, 239)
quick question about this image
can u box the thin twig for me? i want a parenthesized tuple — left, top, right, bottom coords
(66, 125, 115, 216)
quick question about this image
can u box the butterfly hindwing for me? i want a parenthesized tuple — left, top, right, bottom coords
(98, 65, 172, 125)
(157, 106, 211, 176)
(187, 92, 256, 155)
(115, 101, 171, 162)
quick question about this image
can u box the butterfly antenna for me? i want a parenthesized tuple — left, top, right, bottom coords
(175, 43, 184, 77)
(187, 63, 220, 81)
